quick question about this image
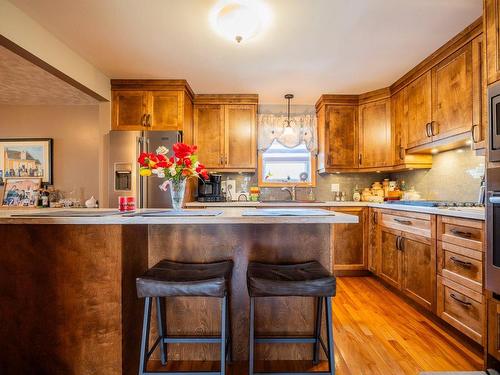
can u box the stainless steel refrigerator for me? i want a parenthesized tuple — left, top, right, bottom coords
(108, 130, 181, 208)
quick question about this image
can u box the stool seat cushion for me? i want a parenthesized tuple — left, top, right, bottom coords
(136, 260, 233, 298)
(247, 261, 336, 297)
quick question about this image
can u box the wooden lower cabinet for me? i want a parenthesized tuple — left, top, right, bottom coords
(379, 227, 402, 289)
(437, 276, 484, 344)
(368, 208, 379, 274)
(488, 295, 500, 361)
(401, 232, 435, 311)
(330, 207, 368, 274)
(379, 219, 436, 312)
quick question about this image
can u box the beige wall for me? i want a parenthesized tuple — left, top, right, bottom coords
(0, 104, 110, 204)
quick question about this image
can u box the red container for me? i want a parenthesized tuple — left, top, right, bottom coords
(118, 196, 127, 212)
(126, 196, 136, 211)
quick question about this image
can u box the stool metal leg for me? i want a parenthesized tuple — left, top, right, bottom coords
(325, 297, 335, 375)
(248, 297, 255, 375)
(313, 297, 323, 365)
(220, 295, 227, 375)
(139, 297, 153, 375)
(226, 294, 232, 363)
(156, 297, 167, 365)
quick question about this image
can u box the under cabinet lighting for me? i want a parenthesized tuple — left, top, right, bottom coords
(431, 148, 439, 154)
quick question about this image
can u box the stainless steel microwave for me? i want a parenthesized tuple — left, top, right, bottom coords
(489, 82, 500, 161)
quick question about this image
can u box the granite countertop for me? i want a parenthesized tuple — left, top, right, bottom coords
(0, 207, 359, 225)
(186, 201, 485, 221)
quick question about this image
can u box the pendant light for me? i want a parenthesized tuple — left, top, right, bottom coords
(283, 94, 295, 136)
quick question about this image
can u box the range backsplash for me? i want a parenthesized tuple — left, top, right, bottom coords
(216, 147, 484, 203)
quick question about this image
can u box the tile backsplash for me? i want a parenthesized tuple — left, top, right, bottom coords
(390, 147, 485, 202)
(215, 147, 484, 203)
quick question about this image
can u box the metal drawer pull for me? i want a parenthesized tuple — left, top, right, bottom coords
(450, 293, 472, 307)
(489, 196, 500, 204)
(450, 228, 472, 238)
(450, 256, 473, 268)
(394, 218, 412, 225)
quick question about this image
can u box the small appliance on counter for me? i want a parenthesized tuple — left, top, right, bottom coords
(197, 173, 225, 202)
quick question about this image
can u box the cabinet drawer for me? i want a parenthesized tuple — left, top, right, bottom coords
(380, 210, 431, 237)
(438, 241, 483, 293)
(437, 276, 484, 344)
(438, 216, 484, 251)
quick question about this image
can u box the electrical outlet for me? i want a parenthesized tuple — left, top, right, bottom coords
(331, 183, 340, 192)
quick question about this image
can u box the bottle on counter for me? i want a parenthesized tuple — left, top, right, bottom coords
(352, 185, 361, 202)
(41, 189, 50, 208)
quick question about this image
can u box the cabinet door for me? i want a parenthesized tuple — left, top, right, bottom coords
(488, 296, 500, 361)
(485, 0, 500, 84)
(431, 43, 473, 142)
(224, 105, 256, 169)
(325, 105, 358, 168)
(112, 90, 148, 130)
(358, 99, 392, 168)
(368, 209, 379, 274)
(150, 91, 182, 130)
(331, 207, 367, 273)
(194, 104, 224, 169)
(401, 232, 436, 311)
(391, 88, 407, 165)
(407, 71, 432, 148)
(379, 227, 402, 289)
(472, 35, 485, 150)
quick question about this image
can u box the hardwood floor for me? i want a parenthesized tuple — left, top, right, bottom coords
(149, 276, 483, 374)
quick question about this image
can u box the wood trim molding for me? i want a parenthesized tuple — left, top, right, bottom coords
(111, 79, 195, 100)
(0, 35, 108, 102)
(391, 17, 483, 94)
(194, 94, 259, 105)
(358, 87, 391, 105)
(315, 94, 359, 110)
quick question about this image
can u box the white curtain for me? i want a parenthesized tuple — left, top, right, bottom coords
(257, 113, 317, 152)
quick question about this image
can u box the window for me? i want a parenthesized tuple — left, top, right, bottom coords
(259, 140, 316, 187)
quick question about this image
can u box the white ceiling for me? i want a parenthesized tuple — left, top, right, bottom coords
(9, 0, 482, 104)
(0, 45, 99, 105)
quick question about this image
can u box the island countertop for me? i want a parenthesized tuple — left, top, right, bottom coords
(0, 207, 359, 225)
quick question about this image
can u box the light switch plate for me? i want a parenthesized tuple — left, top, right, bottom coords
(331, 183, 340, 192)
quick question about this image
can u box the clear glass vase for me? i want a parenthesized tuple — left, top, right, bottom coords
(169, 179, 186, 210)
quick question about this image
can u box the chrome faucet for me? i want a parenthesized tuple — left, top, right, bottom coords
(281, 186, 296, 201)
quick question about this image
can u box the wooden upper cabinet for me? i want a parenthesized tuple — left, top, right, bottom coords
(193, 95, 258, 172)
(111, 80, 194, 132)
(112, 90, 149, 131)
(391, 88, 407, 165)
(326, 105, 358, 168)
(194, 104, 224, 169)
(401, 232, 436, 311)
(150, 91, 182, 130)
(431, 43, 473, 141)
(486, 0, 500, 84)
(225, 105, 257, 169)
(358, 98, 392, 168)
(406, 71, 432, 149)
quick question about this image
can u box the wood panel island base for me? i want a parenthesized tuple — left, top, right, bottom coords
(0, 208, 357, 375)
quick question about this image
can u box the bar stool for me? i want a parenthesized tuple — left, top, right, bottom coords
(247, 261, 336, 375)
(136, 260, 233, 375)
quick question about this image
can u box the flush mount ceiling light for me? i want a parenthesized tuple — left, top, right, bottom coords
(209, 0, 271, 44)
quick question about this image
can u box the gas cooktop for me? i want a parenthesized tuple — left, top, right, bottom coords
(386, 200, 484, 208)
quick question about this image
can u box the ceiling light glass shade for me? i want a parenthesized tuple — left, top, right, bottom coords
(210, 0, 271, 43)
(283, 124, 294, 136)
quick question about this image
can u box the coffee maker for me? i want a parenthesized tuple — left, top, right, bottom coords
(197, 174, 225, 202)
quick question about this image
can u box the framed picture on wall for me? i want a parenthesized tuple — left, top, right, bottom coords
(2, 177, 42, 207)
(0, 138, 53, 186)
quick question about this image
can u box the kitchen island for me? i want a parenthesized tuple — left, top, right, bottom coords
(0, 208, 357, 375)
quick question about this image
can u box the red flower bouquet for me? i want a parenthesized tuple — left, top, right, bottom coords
(137, 143, 208, 209)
